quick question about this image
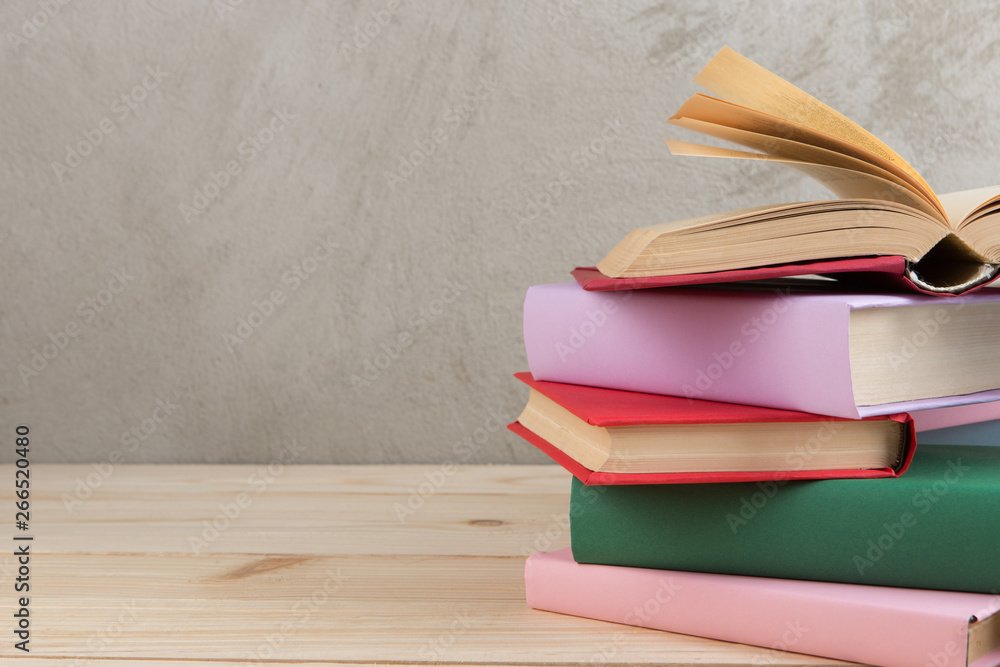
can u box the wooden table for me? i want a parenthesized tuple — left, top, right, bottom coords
(0, 464, 859, 666)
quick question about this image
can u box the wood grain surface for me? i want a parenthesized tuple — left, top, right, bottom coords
(0, 464, 859, 665)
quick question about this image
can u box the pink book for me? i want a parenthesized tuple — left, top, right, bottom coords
(913, 401, 1000, 432)
(523, 281, 1000, 420)
(526, 549, 1000, 667)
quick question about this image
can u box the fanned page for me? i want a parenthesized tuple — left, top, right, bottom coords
(665, 140, 940, 219)
(669, 93, 943, 219)
(692, 47, 942, 216)
(670, 117, 919, 193)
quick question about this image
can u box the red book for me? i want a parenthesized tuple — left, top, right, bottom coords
(510, 372, 915, 485)
(572, 257, 1000, 297)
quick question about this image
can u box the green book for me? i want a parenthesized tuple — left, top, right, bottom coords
(570, 445, 1000, 593)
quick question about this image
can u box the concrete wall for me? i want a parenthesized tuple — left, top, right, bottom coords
(3, 0, 999, 463)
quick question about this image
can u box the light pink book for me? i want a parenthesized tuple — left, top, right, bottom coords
(526, 549, 1000, 667)
(523, 281, 1000, 420)
(913, 401, 1000, 432)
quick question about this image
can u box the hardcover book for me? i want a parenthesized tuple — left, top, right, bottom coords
(918, 419, 1000, 447)
(593, 47, 1000, 295)
(569, 444, 1000, 593)
(910, 400, 1000, 433)
(510, 372, 914, 484)
(523, 280, 1000, 419)
(526, 548, 1000, 667)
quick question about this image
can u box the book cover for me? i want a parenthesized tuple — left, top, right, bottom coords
(524, 280, 1000, 419)
(526, 548, 1000, 667)
(569, 444, 1000, 593)
(509, 372, 914, 484)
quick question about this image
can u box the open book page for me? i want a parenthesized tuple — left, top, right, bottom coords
(665, 140, 941, 219)
(692, 47, 940, 213)
(939, 185, 1000, 226)
(670, 93, 945, 221)
(631, 204, 785, 236)
(669, 117, 940, 214)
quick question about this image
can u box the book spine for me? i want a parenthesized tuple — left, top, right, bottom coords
(568, 447, 1000, 594)
(523, 282, 862, 418)
(525, 549, 977, 667)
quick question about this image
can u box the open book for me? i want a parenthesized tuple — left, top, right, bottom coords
(596, 47, 1000, 295)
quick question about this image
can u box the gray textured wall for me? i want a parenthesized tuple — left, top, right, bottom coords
(3, 1, 1000, 464)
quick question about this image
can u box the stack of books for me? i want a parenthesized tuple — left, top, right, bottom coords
(509, 48, 1000, 667)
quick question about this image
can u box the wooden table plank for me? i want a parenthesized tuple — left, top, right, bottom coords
(0, 464, 860, 666)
